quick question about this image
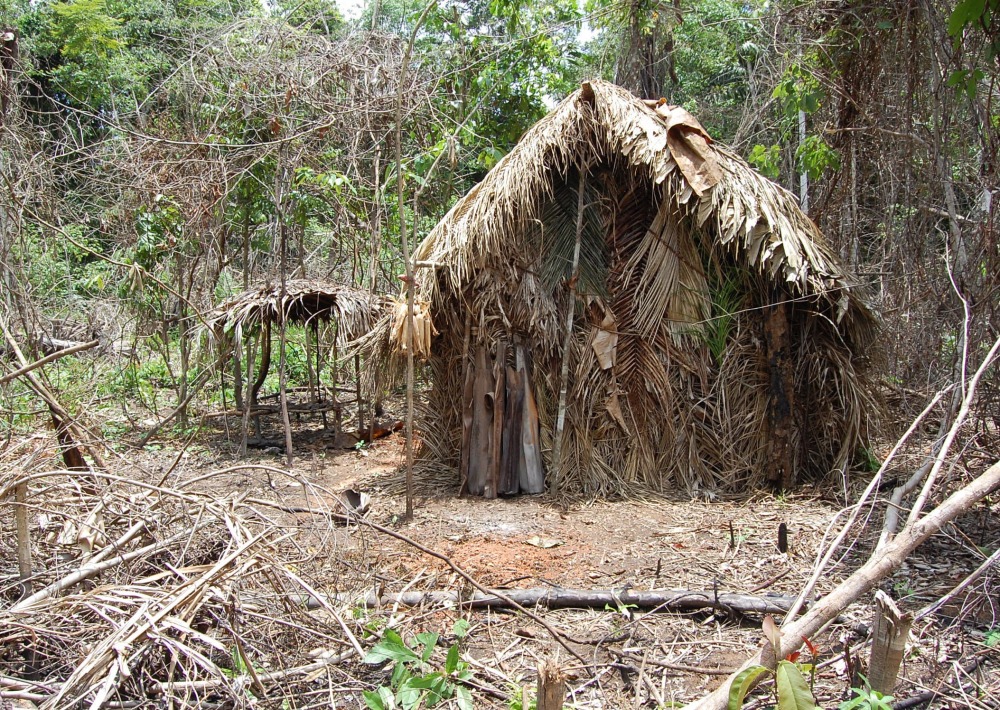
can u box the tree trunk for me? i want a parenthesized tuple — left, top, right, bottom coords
(764, 292, 797, 490)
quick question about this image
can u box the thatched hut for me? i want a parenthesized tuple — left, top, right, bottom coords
(385, 80, 878, 497)
(209, 280, 383, 438)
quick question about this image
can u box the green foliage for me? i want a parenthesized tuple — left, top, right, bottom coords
(728, 618, 819, 710)
(837, 678, 894, 710)
(772, 63, 824, 119)
(363, 624, 474, 710)
(728, 665, 772, 709)
(985, 628, 1000, 647)
(748, 144, 781, 180)
(856, 447, 881, 474)
(49, 0, 121, 59)
(705, 273, 743, 365)
(795, 134, 840, 181)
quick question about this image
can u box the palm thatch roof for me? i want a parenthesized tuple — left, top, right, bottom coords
(209, 280, 382, 340)
(383, 80, 879, 496)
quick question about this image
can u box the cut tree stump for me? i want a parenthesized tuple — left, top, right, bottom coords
(536, 658, 566, 710)
(868, 590, 912, 693)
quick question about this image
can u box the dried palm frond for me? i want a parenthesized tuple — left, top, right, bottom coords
(207, 280, 383, 344)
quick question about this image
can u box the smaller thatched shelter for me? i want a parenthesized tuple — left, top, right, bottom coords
(376, 80, 879, 498)
(209, 280, 383, 437)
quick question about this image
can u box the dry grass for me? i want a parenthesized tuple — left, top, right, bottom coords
(2, 429, 996, 709)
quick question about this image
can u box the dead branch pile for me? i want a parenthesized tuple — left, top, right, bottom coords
(0, 445, 376, 708)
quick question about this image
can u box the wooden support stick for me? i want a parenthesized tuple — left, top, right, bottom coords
(14, 480, 32, 594)
(551, 164, 588, 489)
(867, 590, 912, 694)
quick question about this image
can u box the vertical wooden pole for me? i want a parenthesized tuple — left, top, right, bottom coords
(394, 0, 436, 520)
(459, 313, 473, 494)
(485, 341, 507, 499)
(764, 291, 797, 490)
(15, 480, 32, 595)
(868, 590, 913, 694)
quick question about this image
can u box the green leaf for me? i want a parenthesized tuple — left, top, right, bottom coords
(455, 685, 474, 710)
(775, 660, 819, 710)
(364, 630, 420, 665)
(363, 687, 393, 710)
(415, 632, 439, 663)
(452, 618, 471, 639)
(727, 665, 771, 709)
(445, 644, 460, 675)
(949, 0, 986, 36)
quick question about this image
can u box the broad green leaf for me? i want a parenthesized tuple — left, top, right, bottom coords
(396, 679, 424, 710)
(775, 660, 819, 710)
(445, 644, 460, 675)
(455, 685, 474, 710)
(452, 618, 471, 639)
(727, 665, 771, 709)
(364, 632, 420, 665)
(416, 632, 439, 662)
(949, 0, 986, 36)
(363, 687, 394, 710)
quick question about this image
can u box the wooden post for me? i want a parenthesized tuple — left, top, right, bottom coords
(14, 480, 32, 595)
(459, 314, 473, 494)
(763, 291, 797, 490)
(551, 164, 588, 489)
(536, 658, 567, 710)
(552, 164, 590, 489)
(485, 341, 507, 499)
(868, 590, 913, 694)
(517, 344, 545, 494)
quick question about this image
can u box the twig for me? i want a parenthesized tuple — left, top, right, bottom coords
(357, 516, 593, 672)
(150, 651, 352, 695)
(784, 387, 949, 625)
(917, 546, 1000, 621)
(10, 521, 210, 613)
(683, 459, 1000, 710)
(610, 648, 736, 676)
(0, 339, 99, 385)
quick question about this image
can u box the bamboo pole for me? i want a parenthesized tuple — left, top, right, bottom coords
(14, 480, 32, 594)
(394, 0, 437, 520)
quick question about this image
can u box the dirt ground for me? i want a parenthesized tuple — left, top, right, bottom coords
(2, 416, 998, 709)
(189, 419, 1000, 708)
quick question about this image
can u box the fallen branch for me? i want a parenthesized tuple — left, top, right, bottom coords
(149, 650, 353, 695)
(356, 516, 593, 671)
(310, 587, 814, 617)
(0, 339, 99, 385)
(10, 522, 208, 613)
(683, 459, 1000, 710)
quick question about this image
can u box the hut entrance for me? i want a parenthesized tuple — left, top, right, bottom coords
(209, 281, 383, 455)
(460, 339, 545, 497)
